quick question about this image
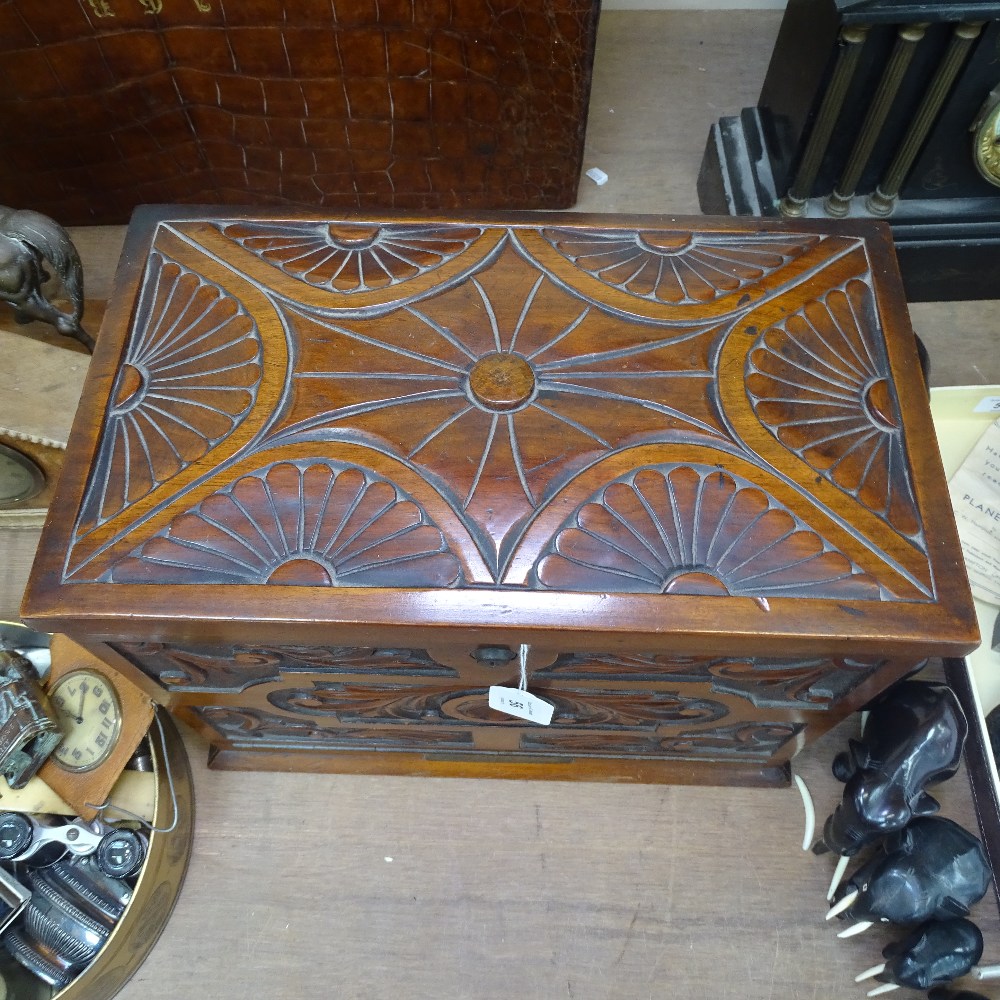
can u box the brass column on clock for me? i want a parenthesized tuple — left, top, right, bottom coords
(698, 0, 1000, 301)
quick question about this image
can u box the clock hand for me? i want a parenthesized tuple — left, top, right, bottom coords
(75, 684, 88, 725)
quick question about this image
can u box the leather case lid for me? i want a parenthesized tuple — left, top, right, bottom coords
(0, 0, 598, 223)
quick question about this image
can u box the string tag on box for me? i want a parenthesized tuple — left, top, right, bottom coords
(488, 644, 554, 725)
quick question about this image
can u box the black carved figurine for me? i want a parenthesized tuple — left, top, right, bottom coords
(854, 919, 984, 991)
(822, 681, 968, 857)
(0, 206, 92, 352)
(828, 816, 991, 930)
(928, 991, 992, 1000)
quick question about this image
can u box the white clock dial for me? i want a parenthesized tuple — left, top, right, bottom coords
(50, 670, 122, 772)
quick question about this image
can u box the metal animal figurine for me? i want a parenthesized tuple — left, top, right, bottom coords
(854, 919, 984, 995)
(827, 817, 991, 937)
(0, 206, 92, 352)
(822, 681, 967, 858)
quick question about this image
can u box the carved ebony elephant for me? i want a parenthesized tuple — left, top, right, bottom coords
(823, 680, 967, 855)
(876, 919, 984, 990)
(832, 816, 990, 925)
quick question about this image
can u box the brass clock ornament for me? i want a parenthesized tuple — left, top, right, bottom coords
(38, 636, 154, 822)
(973, 86, 1000, 188)
(0, 442, 44, 508)
(0, 433, 67, 526)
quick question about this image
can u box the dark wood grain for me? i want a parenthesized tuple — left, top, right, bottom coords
(22, 208, 978, 781)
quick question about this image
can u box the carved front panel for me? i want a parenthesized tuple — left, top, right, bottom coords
(110, 639, 900, 765)
(183, 686, 797, 763)
(189, 706, 803, 764)
(62, 219, 934, 611)
(111, 639, 887, 712)
(536, 652, 889, 711)
(108, 642, 457, 692)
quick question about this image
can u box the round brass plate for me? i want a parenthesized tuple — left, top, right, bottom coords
(56, 711, 193, 1000)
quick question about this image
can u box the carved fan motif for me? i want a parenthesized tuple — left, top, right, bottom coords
(535, 464, 879, 599)
(107, 461, 462, 587)
(746, 278, 921, 537)
(540, 228, 821, 304)
(218, 221, 484, 292)
(78, 252, 262, 528)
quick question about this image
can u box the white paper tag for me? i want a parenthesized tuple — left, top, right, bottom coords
(974, 396, 1000, 414)
(948, 416, 1000, 605)
(488, 686, 554, 725)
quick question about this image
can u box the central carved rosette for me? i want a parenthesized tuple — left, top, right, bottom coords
(467, 352, 536, 412)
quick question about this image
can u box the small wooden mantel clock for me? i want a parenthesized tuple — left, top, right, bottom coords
(39, 636, 154, 821)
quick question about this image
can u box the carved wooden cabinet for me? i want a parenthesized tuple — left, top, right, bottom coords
(22, 209, 978, 785)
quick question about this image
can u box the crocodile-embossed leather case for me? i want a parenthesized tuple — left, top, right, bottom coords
(0, 0, 600, 223)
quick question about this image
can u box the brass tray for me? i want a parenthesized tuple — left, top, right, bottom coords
(3, 710, 193, 1000)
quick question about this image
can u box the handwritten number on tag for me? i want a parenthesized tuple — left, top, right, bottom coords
(488, 686, 554, 726)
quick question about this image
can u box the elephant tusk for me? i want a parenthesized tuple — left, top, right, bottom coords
(793, 773, 815, 851)
(837, 920, 874, 938)
(855, 962, 885, 982)
(826, 889, 859, 920)
(866, 984, 899, 997)
(827, 853, 850, 901)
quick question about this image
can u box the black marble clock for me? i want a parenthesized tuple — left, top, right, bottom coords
(698, 0, 1000, 301)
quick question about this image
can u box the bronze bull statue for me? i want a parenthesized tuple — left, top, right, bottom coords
(0, 206, 92, 352)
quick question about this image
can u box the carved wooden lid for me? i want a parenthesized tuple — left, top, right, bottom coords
(23, 210, 977, 657)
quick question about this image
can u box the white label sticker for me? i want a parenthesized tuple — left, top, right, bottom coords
(488, 686, 554, 725)
(948, 415, 1000, 605)
(974, 396, 1000, 413)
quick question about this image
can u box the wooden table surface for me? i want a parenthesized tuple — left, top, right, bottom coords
(2, 12, 999, 999)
